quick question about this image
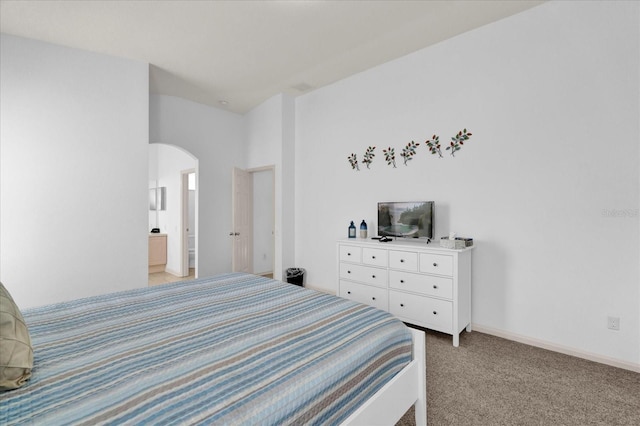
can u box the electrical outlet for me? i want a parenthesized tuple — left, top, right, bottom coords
(607, 316, 620, 331)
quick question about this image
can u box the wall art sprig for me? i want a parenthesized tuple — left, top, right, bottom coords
(347, 128, 473, 170)
(383, 147, 396, 168)
(425, 135, 442, 158)
(447, 129, 472, 157)
(400, 141, 419, 165)
(347, 153, 359, 171)
(363, 146, 376, 169)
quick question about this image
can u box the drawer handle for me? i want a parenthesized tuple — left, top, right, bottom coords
(400, 259, 405, 263)
(372, 255, 376, 259)
(372, 275, 376, 278)
(400, 279, 405, 283)
(433, 311, 437, 315)
(347, 291, 351, 294)
(433, 262, 438, 267)
(400, 303, 404, 307)
(372, 297, 376, 301)
(433, 285, 438, 289)
(347, 270, 351, 274)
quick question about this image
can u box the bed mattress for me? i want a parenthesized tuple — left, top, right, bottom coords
(1, 273, 412, 425)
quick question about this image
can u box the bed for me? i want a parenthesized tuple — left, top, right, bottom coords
(1, 273, 426, 425)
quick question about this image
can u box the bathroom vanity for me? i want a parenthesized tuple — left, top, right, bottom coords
(149, 233, 167, 273)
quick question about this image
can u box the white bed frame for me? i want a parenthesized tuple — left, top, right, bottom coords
(342, 328, 427, 426)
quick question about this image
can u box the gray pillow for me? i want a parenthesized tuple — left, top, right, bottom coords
(0, 282, 33, 390)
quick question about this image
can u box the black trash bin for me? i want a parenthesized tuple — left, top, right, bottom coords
(285, 268, 305, 286)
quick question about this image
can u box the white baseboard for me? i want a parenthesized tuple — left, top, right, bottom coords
(472, 323, 640, 373)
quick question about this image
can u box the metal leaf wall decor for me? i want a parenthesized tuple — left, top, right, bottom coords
(425, 135, 442, 158)
(363, 146, 376, 169)
(383, 147, 396, 168)
(347, 128, 473, 170)
(347, 153, 359, 170)
(400, 141, 419, 165)
(447, 129, 472, 157)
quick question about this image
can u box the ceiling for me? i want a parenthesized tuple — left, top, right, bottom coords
(0, 0, 544, 114)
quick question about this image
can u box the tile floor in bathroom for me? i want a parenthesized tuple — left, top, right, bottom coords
(148, 268, 196, 286)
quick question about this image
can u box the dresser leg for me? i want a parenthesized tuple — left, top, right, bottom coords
(453, 333, 459, 347)
(466, 324, 472, 332)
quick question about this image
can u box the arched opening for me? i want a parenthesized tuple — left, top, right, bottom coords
(148, 143, 199, 285)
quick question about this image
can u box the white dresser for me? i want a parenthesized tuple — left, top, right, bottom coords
(337, 238, 473, 346)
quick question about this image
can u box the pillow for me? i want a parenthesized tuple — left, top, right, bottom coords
(0, 282, 33, 390)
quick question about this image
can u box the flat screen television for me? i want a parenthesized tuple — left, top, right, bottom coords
(378, 201, 434, 241)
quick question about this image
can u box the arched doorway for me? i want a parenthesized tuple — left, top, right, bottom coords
(148, 143, 199, 285)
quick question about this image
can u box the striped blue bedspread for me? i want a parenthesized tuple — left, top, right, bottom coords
(1, 273, 412, 425)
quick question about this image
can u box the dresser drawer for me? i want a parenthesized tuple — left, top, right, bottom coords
(340, 280, 388, 311)
(389, 250, 418, 271)
(419, 253, 453, 276)
(362, 247, 388, 267)
(339, 245, 362, 262)
(339, 263, 387, 288)
(388, 270, 453, 299)
(389, 291, 453, 333)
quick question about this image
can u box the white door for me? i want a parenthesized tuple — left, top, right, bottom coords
(231, 167, 252, 273)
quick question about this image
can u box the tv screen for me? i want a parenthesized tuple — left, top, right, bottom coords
(378, 201, 434, 240)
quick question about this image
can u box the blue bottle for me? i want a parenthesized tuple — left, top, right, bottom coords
(348, 221, 356, 238)
(360, 220, 368, 238)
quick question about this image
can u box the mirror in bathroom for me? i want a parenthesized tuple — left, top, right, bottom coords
(149, 187, 166, 211)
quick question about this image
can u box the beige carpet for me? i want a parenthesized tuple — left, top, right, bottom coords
(397, 329, 640, 425)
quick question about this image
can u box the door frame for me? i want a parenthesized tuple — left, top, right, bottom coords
(248, 165, 275, 276)
(231, 165, 275, 276)
(181, 168, 197, 277)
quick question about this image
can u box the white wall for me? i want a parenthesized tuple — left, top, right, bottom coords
(245, 94, 296, 281)
(149, 95, 245, 277)
(295, 1, 639, 366)
(0, 34, 149, 308)
(148, 143, 197, 275)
